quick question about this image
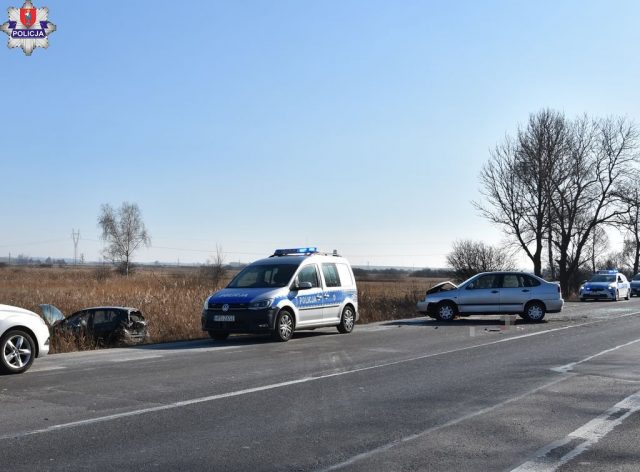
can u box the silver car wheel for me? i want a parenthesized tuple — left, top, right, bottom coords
(527, 304, 544, 321)
(438, 303, 455, 321)
(3, 334, 32, 370)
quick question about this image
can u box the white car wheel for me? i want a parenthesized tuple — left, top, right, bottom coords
(1, 330, 36, 374)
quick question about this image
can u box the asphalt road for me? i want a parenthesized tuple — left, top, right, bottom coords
(2, 300, 640, 471)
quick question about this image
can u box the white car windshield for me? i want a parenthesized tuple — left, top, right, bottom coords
(589, 275, 616, 283)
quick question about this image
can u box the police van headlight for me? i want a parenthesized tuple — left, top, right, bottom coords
(203, 297, 211, 310)
(249, 299, 273, 310)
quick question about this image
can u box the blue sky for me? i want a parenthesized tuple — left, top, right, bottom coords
(1, 1, 639, 267)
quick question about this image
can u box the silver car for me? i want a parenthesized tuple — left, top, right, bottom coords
(416, 272, 563, 322)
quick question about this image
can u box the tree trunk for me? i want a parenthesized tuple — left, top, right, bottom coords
(558, 251, 570, 296)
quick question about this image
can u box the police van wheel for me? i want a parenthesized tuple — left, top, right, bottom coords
(273, 310, 294, 342)
(337, 306, 355, 334)
(208, 331, 229, 341)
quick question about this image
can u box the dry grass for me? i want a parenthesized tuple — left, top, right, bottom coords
(0, 266, 441, 353)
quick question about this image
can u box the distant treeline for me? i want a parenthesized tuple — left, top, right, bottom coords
(352, 267, 454, 280)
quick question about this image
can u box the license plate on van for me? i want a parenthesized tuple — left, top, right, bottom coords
(214, 315, 235, 322)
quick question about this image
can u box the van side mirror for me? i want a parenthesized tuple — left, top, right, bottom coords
(292, 281, 313, 290)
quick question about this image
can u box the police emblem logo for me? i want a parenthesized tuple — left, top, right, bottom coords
(222, 304, 230, 312)
(1, 0, 56, 55)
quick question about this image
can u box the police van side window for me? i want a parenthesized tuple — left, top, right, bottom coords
(297, 265, 319, 288)
(322, 263, 341, 288)
(336, 263, 354, 287)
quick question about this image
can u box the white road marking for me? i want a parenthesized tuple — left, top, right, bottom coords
(320, 376, 570, 472)
(511, 390, 640, 472)
(551, 338, 640, 373)
(28, 365, 66, 372)
(3, 311, 639, 441)
(109, 354, 163, 363)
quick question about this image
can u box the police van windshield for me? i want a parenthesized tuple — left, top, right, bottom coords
(227, 263, 298, 288)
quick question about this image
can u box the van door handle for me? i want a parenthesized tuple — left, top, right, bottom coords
(522, 289, 530, 292)
(491, 290, 499, 293)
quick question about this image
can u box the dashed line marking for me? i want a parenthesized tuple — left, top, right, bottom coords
(551, 338, 640, 373)
(511, 390, 640, 471)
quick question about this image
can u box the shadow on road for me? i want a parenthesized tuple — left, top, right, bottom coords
(127, 329, 339, 352)
(383, 317, 548, 328)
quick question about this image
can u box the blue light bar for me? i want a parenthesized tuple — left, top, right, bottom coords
(273, 247, 318, 256)
(596, 269, 618, 274)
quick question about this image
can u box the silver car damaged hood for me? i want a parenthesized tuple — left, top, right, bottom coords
(426, 281, 458, 295)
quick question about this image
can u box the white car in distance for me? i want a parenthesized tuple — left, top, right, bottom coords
(0, 304, 51, 374)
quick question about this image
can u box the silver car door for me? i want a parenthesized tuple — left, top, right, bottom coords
(499, 274, 531, 313)
(457, 274, 501, 313)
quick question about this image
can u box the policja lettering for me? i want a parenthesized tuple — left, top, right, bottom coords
(11, 28, 45, 38)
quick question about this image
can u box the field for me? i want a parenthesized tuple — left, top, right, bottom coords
(0, 266, 440, 353)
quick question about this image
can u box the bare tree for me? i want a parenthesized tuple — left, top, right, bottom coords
(475, 109, 568, 276)
(583, 225, 609, 274)
(612, 184, 640, 275)
(549, 116, 639, 293)
(199, 245, 227, 287)
(478, 111, 640, 293)
(98, 202, 151, 276)
(601, 241, 634, 275)
(446, 239, 515, 280)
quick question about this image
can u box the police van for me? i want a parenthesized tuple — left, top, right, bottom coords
(201, 248, 358, 342)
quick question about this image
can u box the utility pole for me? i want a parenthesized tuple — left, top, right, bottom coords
(72, 229, 80, 265)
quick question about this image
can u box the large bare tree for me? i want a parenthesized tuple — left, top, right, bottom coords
(475, 109, 568, 276)
(478, 111, 639, 294)
(98, 202, 151, 276)
(612, 184, 640, 275)
(549, 116, 639, 293)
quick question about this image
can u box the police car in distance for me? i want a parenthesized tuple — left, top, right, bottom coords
(201, 248, 358, 342)
(579, 270, 631, 301)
